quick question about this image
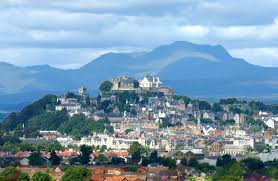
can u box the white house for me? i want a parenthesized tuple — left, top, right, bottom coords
(202, 125, 216, 136)
(139, 75, 162, 88)
(80, 134, 146, 150)
(55, 103, 81, 112)
(264, 118, 275, 129)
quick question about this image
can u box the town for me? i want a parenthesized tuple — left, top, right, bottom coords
(0, 75, 278, 181)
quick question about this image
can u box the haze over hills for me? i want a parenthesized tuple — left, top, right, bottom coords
(1, 41, 278, 111)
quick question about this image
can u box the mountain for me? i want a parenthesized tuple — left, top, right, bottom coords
(1, 41, 278, 109)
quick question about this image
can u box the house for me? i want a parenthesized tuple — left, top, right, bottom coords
(19, 158, 29, 166)
(55, 102, 81, 112)
(39, 130, 60, 140)
(264, 118, 275, 129)
(57, 150, 79, 164)
(203, 112, 215, 120)
(83, 134, 146, 150)
(139, 75, 162, 89)
(202, 124, 216, 136)
(15, 151, 31, 158)
(207, 141, 224, 155)
(57, 136, 74, 147)
(233, 113, 245, 124)
(221, 144, 248, 156)
(172, 149, 204, 160)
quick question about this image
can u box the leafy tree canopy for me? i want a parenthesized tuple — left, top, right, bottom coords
(99, 81, 113, 92)
(31, 172, 53, 181)
(28, 151, 45, 166)
(0, 166, 30, 181)
(62, 166, 91, 181)
(2, 94, 57, 131)
(49, 150, 61, 166)
(128, 142, 147, 163)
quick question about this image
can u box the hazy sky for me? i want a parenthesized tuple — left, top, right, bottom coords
(0, 0, 278, 69)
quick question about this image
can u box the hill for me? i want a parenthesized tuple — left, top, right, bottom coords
(1, 41, 278, 106)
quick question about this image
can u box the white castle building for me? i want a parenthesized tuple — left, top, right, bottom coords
(139, 75, 162, 88)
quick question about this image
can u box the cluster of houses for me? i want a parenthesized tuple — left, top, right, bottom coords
(4, 75, 277, 170)
(258, 111, 278, 129)
(51, 75, 278, 156)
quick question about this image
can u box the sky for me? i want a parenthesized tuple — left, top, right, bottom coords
(0, 0, 278, 69)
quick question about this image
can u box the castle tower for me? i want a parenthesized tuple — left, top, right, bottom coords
(79, 85, 87, 97)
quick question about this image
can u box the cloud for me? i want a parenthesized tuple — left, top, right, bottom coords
(213, 18, 278, 40)
(178, 25, 210, 38)
(0, 46, 146, 69)
(0, 0, 278, 67)
(230, 47, 278, 67)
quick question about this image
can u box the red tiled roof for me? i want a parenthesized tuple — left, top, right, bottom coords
(15, 151, 31, 157)
(91, 152, 99, 158)
(94, 167, 107, 175)
(58, 151, 78, 157)
(111, 151, 129, 158)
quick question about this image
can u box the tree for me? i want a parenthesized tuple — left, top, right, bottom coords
(58, 114, 107, 139)
(49, 150, 61, 165)
(13, 124, 24, 137)
(1, 142, 19, 153)
(159, 119, 174, 128)
(212, 162, 245, 181)
(212, 103, 223, 112)
(197, 100, 212, 110)
(196, 163, 215, 174)
(141, 156, 149, 166)
(160, 157, 176, 169)
(28, 110, 69, 136)
(111, 156, 125, 165)
(188, 158, 198, 168)
(78, 145, 92, 164)
(149, 150, 158, 163)
(96, 153, 108, 164)
(31, 172, 52, 181)
(85, 96, 91, 106)
(230, 107, 242, 114)
(267, 167, 278, 179)
(28, 152, 44, 166)
(180, 158, 187, 166)
(200, 118, 213, 124)
(219, 98, 240, 105)
(2, 94, 57, 131)
(62, 166, 91, 181)
(240, 158, 265, 172)
(65, 92, 78, 99)
(267, 104, 278, 114)
(20, 172, 30, 181)
(0, 127, 4, 137)
(216, 154, 235, 167)
(128, 142, 146, 163)
(99, 81, 113, 92)
(249, 101, 267, 112)
(99, 145, 107, 153)
(229, 162, 245, 176)
(0, 166, 30, 181)
(125, 129, 134, 134)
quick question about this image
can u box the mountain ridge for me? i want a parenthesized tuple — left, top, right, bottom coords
(1, 41, 278, 101)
